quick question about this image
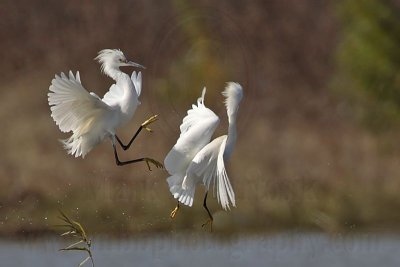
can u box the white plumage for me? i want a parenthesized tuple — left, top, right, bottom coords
(165, 88, 220, 205)
(48, 49, 147, 159)
(165, 82, 243, 224)
(184, 135, 234, 210)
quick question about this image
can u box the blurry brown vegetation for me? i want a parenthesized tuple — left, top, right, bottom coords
(1, 0, 400, 237)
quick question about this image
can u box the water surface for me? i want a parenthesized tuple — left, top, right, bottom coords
(1, 233, 399, 267)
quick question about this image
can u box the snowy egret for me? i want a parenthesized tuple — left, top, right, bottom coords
(48, 49, 163, 170)
(164, 82, 243, 230)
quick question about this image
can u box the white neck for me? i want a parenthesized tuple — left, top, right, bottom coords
(104, 64, 123, 80)
(224, 111, 238, 159)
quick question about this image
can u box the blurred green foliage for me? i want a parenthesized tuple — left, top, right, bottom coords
(336, 0, 400, 129)
(156, 0, 230, 106)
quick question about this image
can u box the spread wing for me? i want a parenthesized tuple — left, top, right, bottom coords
(48, 71, 111, 134)
(164, 87, 220, 175)
(184, 135, 235, 210)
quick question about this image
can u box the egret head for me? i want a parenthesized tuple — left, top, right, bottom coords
(222, 82, 243, 118)
(95, 49, 145, 76)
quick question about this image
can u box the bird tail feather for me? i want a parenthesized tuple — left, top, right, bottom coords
(61, 133, 94, 158)
(167, 174, 195, 207)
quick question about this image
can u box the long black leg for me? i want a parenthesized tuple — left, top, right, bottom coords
(116, 115, 158, 151)
(115, 126, 143, 151)
(202, 192, 213, 231)
(112, 143, 163, 170)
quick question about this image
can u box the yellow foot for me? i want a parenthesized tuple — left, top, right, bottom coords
(201, 218, 213, 232)
(141, 115, 158, 132)
(170, 205, 179, 219)
(144, 157, 164, 171)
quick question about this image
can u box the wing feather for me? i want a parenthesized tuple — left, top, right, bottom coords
(48, 71, 110, 134)
(164, 88, 220, 175)
(48, 71, 113, 158)
(184, 135, 235, 210)
(216, 137, 235, 210)
(131, 71, 142, 97)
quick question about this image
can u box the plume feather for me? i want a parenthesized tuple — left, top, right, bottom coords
(222, 82, 243, 117)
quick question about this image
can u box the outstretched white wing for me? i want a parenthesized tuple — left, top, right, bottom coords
(164, 88, 220, 175)
(48, 71, 110, 134)
(184, 135, 235, 210)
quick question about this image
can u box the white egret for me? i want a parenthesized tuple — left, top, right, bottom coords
(48, 49, 163, 170)
(164, 82, 243, 230)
